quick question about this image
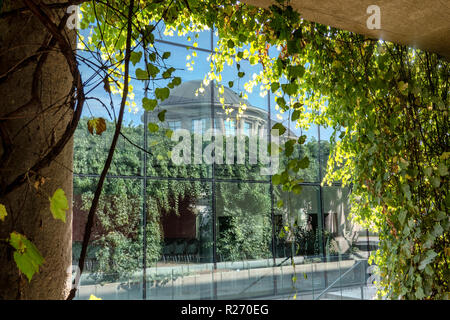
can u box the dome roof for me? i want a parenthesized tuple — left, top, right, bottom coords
(160, 80, 250, 107)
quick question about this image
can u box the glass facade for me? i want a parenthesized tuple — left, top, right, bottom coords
(72, 28, 378, 300)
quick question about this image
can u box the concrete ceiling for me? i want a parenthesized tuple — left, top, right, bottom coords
(242, 0, 450, 59)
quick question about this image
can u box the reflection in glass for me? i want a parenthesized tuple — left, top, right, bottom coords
(72, 177, 144, 299)
(322, 186, 371, 258)
(216, 182, 272, 262)
(274, 186, 323, 258)
(145, 180, 214, 299)
(146, 180, 213, 264)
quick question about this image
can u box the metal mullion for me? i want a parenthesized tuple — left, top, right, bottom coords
(154, 38, 213, 54)
(268, 89, 278, 297)
(74, 173, 144, 179)
(210, 28, 218, 301)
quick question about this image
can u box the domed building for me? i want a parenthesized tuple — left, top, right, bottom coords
(145, 80, 278, 138)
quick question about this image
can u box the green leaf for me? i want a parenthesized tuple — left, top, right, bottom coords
(401, 184, 411, 200)
(158, 110, 167, 122)
(435, 211, 446, 221)
(430, 176, 440, 188)
(0, 203, 7, 222)
(9, 232, 44, 282)
(162, 70, 171, 79)
(415, 286, 425, 299)
(171, 77, 182, 87)
(49, 188, 69, 223)
(298, 135, 307, 145)
(147, 63, 160, 78)
(292, 184, 303, 194)
(148, 123, 159, 133)
(398, 210, 407, 226)
(288, 64, 305, 79)
(432, 223, 443, 238)
(272, 174, 282, 185)
(227, 39, 235, 48)
(155, 87, 170, 101)
(162, 51, 171, 59)
(228, 81, 234, 88)
(287, 39, 300, 55)
(238, 71, 245, 78)
(277, 200, 284, 208)
(135, 68, 149, 80)
(148, 52, 156, 62)
(437, 163, 448, 176)
(271, 82, 280, 93)
(276, 97, 286, 108)
(418, 250, 438, 270)
(291, 109, 301, 121)
(281, 83, 298, 95)
(143, 26, 155, 44)
(162, 67, 175, 80)
(284, 139, 296, 157)
(298, 156, 310, 169)
(271, 123, 286, 136)
(130, 51, 142, 66)
(165, 129, 173, 139)
(142, 97, 158, 111)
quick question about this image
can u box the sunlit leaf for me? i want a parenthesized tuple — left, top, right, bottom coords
(0, 204, 7, 222)
(49, 188, 69, 223)
(9, 232, 44, 282)
(142, 97, 158, 111)
(87, 118, 107, 136)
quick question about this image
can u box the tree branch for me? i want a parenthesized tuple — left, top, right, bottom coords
(67, 0, 135, 300)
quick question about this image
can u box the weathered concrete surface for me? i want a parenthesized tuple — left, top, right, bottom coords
(243, 0, 450, 59)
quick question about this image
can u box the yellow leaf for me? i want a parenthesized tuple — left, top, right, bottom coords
(87, 118, 107, 136)
(89, 294, 102, 300)
(0, 204, 7, 222)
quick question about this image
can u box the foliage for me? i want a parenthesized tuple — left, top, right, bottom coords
(49, 188, 70, 223)
(193, 0, 449, 299)
(8, 232, 44, 282)
(2, 0, 446, 299)
(1, 187, 68, 282)
(73, 117, 326, 278)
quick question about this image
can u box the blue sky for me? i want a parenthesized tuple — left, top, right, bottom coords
(77, 26, 336, 142)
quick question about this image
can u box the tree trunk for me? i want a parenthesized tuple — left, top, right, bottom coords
(0, 0, 75, 299)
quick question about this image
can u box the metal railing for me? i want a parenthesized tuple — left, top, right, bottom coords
(314, 259, 366, 300)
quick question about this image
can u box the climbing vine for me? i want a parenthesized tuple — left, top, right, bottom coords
(1, 0, 447, 299)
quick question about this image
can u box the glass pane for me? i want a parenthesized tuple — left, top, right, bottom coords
(73, 177, 144, 299)
(270, 93, 320, 183)
(73, 98, 144, 176)
(145, 48, 213, 179)
(213, 61, 271, 181)
(145, 179, 214, 300)
(273, 185, 323, 259)
(214, 182, 273, 298)
(215, 182, 272, 262)
(322, 186, 372, 258)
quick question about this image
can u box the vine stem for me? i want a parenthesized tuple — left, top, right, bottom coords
(67, 0, 135, 300)
(1, 0, 85, 198)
